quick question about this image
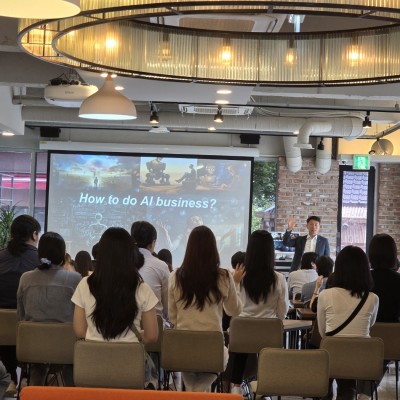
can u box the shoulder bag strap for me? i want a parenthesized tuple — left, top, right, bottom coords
(325, 291, 369, 337)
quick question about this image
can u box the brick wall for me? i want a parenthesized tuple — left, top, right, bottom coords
(275, 157, 339, 255)
(376, 164, 400, 247)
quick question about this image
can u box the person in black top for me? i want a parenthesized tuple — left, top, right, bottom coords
(369, 233, 400, 322)
(0, 215, 40, 395)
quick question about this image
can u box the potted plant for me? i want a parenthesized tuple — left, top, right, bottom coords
(0, 205, 17, 250)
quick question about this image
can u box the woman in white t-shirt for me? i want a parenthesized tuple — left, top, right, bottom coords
(230, 230, 289, 395)
(72, 227, 158, 345)
(317, 245, 379, 400)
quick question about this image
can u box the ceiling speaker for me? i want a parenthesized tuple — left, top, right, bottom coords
(40, 127, 60, 138)
(240, 134, 260, 145)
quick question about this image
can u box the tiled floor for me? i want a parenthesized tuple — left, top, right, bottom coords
(4, 365, 398, 399)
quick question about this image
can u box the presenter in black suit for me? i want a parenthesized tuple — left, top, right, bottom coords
(283, 215, 330, 272)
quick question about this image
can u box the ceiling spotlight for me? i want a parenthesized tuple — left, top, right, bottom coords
(363, 111, 372, 128)
(214, 105, 223, 123)
(215, 99, 229, 105)
(317, 138, 325, 150)
(2, 131, 15, 136)
(149, 103, 159, 124)
(217, 89, 232, 95)
(208, 126, 217, 131)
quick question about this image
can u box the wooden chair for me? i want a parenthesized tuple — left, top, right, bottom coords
(73, 340, 145, 389)
(255, 347, 330, 398)
(228, 317, 283, 394)
(0, 308, 17, 345)
(16, 321, 76, 396)
(370, 322, 400, 400)
(161, 330, 225, 392)
(320, 336, 384, 399)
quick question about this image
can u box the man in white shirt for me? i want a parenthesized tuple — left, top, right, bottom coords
(131, 221, 170, 321)
(287, 252, 318, 299)
(283, 215, 330, 272)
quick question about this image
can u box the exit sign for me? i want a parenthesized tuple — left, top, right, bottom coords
(353, 155, 370, 170)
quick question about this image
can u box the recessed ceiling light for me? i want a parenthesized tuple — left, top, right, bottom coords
(208, 126, 216, 131)
(110, 73, 117, 78)
(100, 72, 108, 78)
(115, 86, 124, 91)
(293, 130, 299, 135)
(2, 131, 15, 136)
(215, 99, 229, 105)
(217, 89, 232, 94)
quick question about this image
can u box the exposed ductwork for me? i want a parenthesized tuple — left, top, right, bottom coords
(315, 137, 333, 174)
(295, 120, 333, 149)
(283, 136, 302, 173)
(21, 106, 365, 139)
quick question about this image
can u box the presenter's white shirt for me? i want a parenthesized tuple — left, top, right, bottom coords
(304, 234, 317, 253)
(72, 277, 158, 342)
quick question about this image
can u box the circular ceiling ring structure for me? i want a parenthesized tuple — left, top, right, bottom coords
(17, 0, 400, 86)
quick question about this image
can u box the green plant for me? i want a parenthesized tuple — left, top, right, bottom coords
(0, 205, 17, 250)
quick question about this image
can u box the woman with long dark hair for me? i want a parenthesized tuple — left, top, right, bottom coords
(230, 230, 289, 394)
(0, 214, 40, 395)
(74, 250, 93, 277)
(168, 225, 244, 392)
(17, 231, 81, 386)
(317, 246, 379, 400)
(72, 227, 158, 344)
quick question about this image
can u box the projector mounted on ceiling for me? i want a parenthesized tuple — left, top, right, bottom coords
(44, 83, 98, 108)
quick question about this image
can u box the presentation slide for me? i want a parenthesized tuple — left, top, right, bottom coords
(46, 152, 252, 268)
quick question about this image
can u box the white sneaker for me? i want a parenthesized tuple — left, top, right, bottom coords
(5, 380, 17, 397)
(231, 385, 244, 395)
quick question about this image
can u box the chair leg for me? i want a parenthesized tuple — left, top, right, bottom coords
(396, 360, 399, 400)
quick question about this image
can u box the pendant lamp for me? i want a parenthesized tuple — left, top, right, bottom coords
(0, 0, 80, 18)
(79, 76, 137, 120)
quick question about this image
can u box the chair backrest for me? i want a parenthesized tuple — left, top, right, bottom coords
(17, 321, 76, 364)
(320, 336, 384, 381)
(73, 340, 145, 389)
(229, 317, 283, 353)
(370, 322, 400, 361)
(144, 314, 163, 353)
(256, 347, 330, 397)
(161, 330, 225, 373)
(0, 308, 17, 345)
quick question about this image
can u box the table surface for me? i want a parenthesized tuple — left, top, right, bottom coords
(283, 319, 313, 332)
(296, 308, 317, 320)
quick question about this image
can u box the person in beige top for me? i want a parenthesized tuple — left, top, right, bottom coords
(168, 225, 245, 392)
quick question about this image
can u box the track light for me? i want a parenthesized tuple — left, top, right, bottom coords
(317, 138, 325, 151)
(214, 105, 223, 123)
(363, 111, 372, 129)
(149, 103, 159, 124)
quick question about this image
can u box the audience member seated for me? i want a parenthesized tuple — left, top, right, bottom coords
(301, 256, 334, 303)
(74, 250, 93, 277)
(357, 233, 400, 399)
(0, 215, 41, 396)
(17, 232, 81, 386)
(317, 246, 379, 400)
(63, 253, 77, 272)
(287, 252, 318, 299)
(157, 249, 173, 273)
(230, 231, 288, 396)
(72, 227, 158, 386)
(168, 226, 244, 392)
(131, 221, 170, 322)
(369, 233, 400, 322)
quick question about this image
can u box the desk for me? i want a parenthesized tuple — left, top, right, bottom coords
(283, 320, 313, 349)
(291, 300, 305, 309)
(296, 308, 316, 320)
